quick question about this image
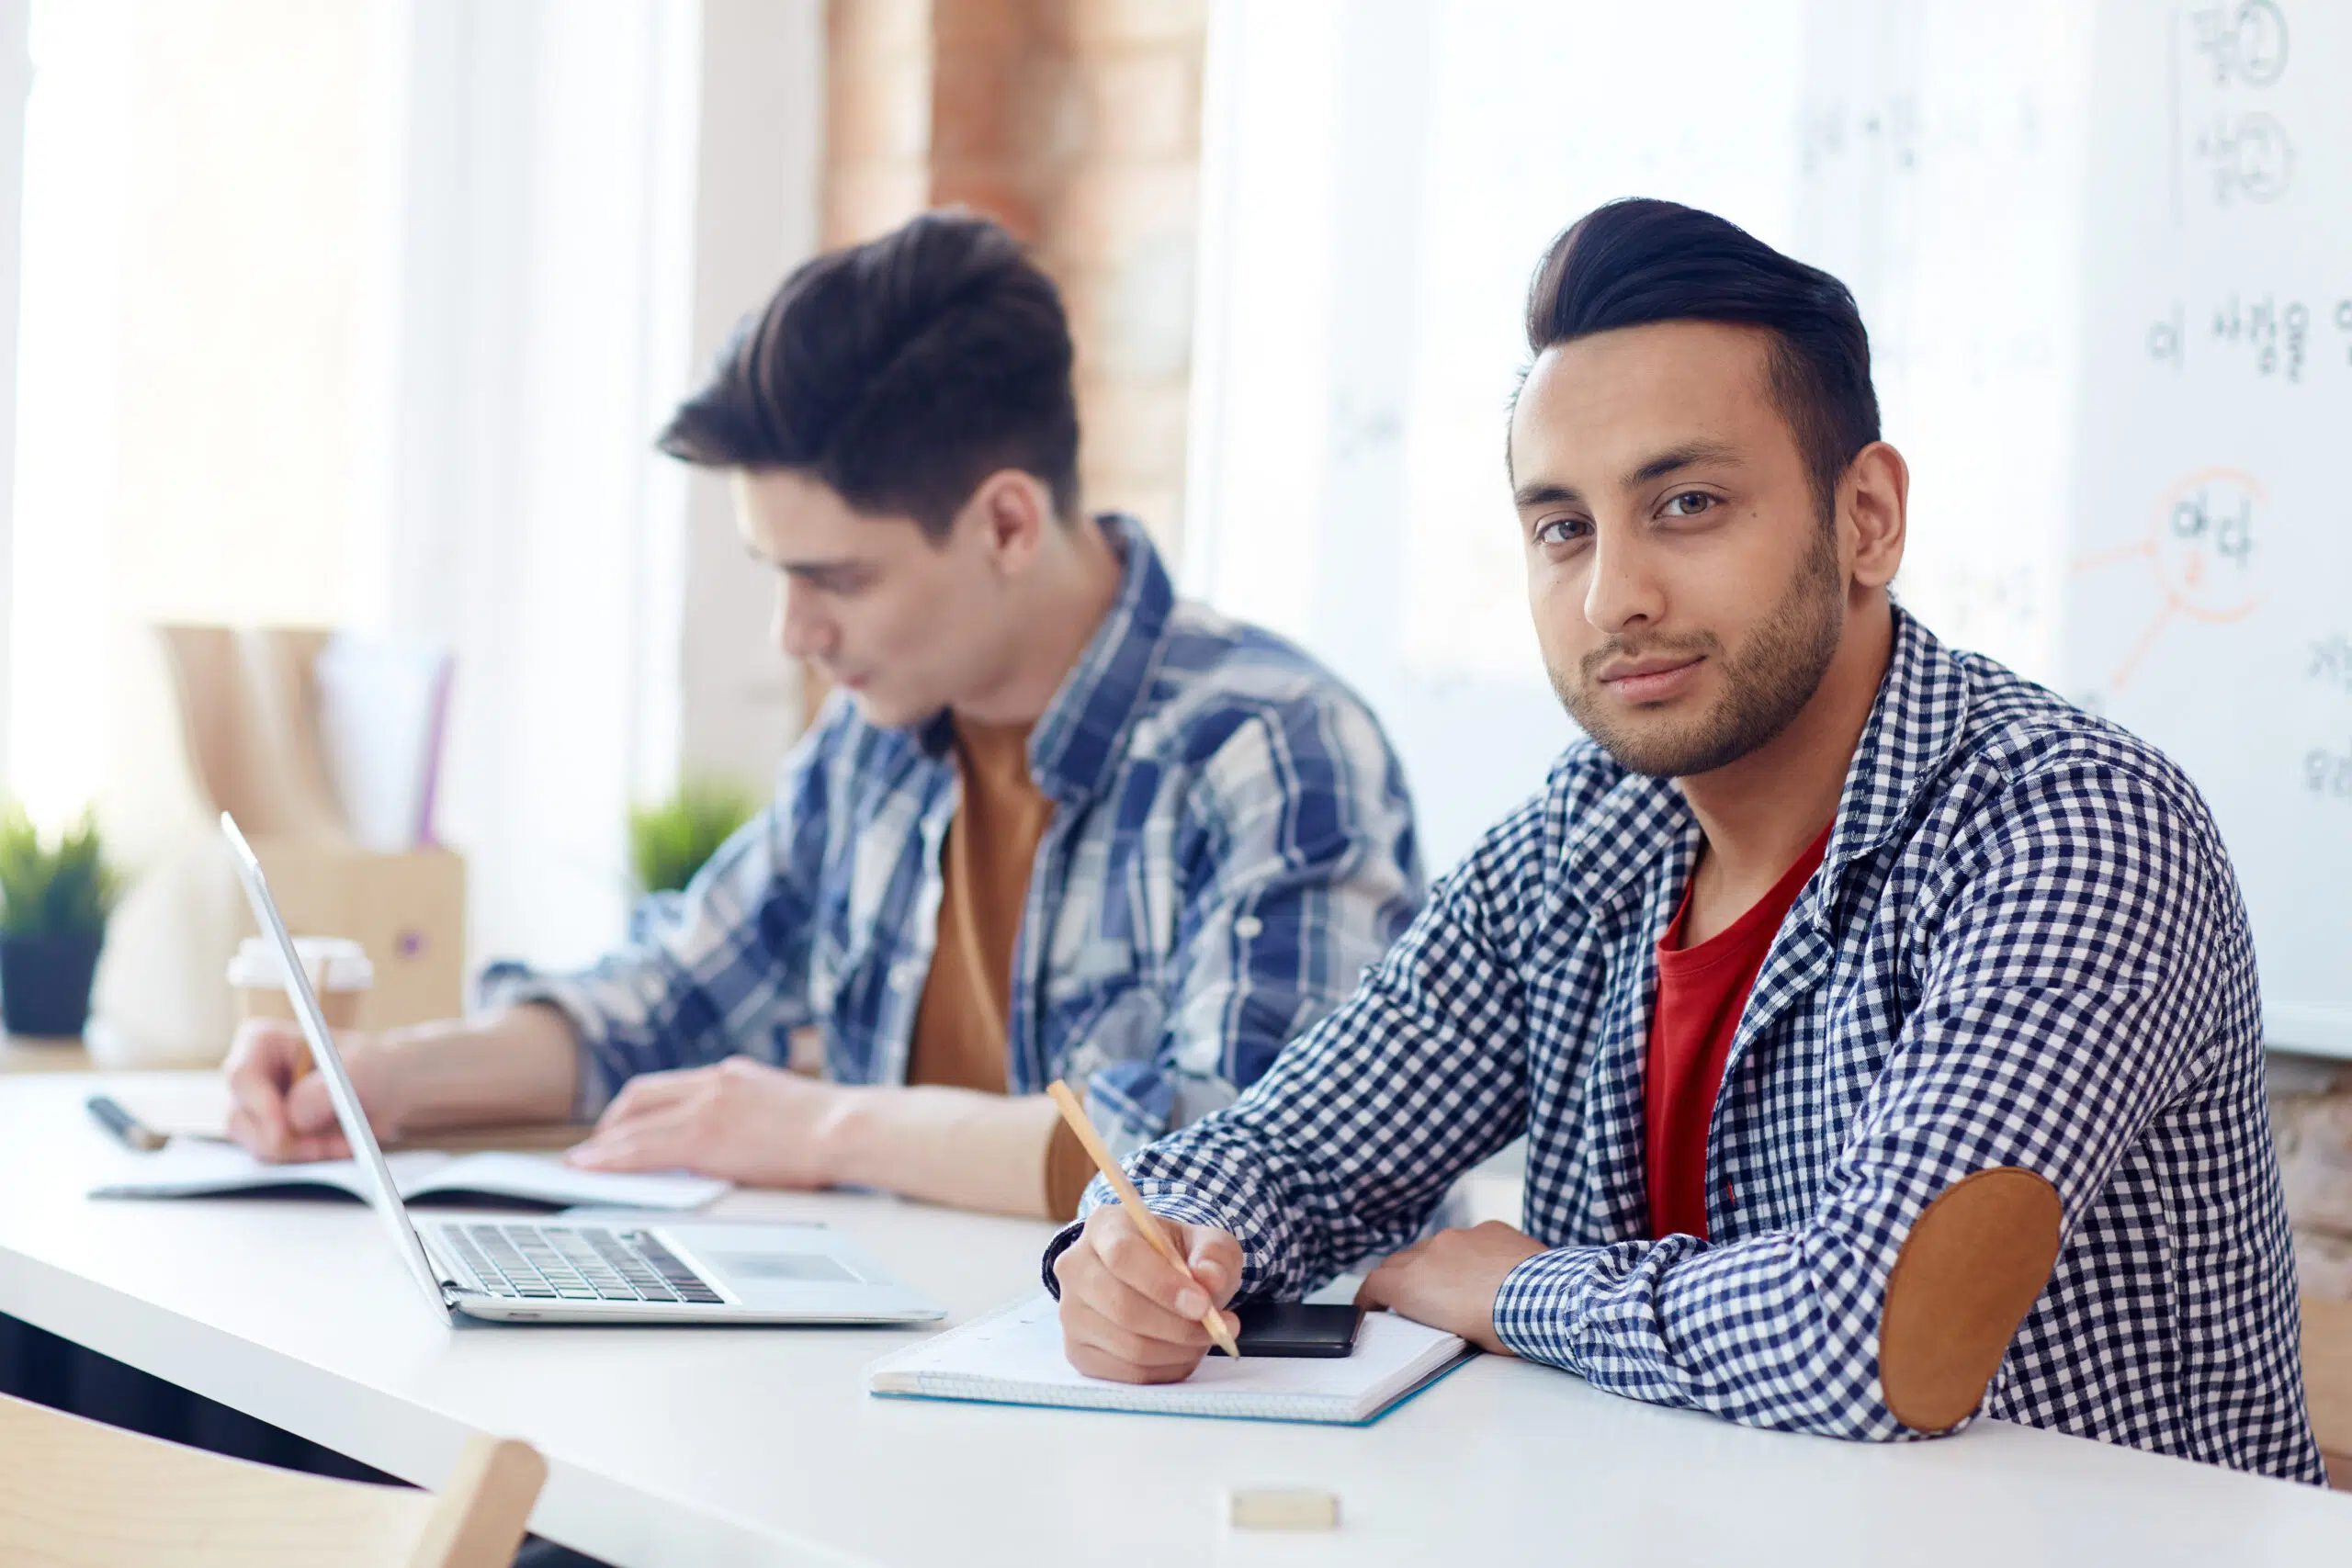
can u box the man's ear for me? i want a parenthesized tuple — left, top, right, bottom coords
(1842, 441, 1908, 591)
(961, 469, 1053, 573)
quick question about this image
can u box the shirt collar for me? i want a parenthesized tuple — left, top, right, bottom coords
(917, 513, 1174, 806)
(1815, 603, 1971, 882)
(1550, 602, 1971, 924)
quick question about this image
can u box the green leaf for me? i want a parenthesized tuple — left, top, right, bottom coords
(0, 802, 121, 939)
(627, 777, 763, 895)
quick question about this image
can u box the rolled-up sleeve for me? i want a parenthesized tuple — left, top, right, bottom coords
(481, 706, 845, 1117)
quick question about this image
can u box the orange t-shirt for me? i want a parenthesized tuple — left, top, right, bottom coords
(905, 718, 1094, 1218)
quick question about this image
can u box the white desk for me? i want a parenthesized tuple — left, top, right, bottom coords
(1, 1074, 2346, 1566)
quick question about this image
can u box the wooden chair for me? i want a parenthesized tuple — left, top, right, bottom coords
(2306, 1293, 2352, 1489)
(0, 1390, 546, 1566)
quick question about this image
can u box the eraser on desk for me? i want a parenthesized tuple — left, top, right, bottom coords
(1227, 1488, 1340, 1531)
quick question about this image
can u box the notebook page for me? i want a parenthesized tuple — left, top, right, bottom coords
(89, 1144, 446, 1199)
(409, 1152, 729, 1211)
(869, 1294, 1468, 1424)
(87, 1145, 725, 1210)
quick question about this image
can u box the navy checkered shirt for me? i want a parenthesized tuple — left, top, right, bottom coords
(486, 514, 1424, 1156)
(1047, 604, 2324, 1483)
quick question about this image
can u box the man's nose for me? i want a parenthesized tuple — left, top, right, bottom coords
(776, 580, 831, 661)
(1582, 527, 1665, 637)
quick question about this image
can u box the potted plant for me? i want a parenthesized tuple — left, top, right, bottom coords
(624, 778, 762, 942)
(0, 804, 123, 1038)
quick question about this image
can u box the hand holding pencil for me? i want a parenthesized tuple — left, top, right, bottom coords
(1047, 1079, 1247, 1381)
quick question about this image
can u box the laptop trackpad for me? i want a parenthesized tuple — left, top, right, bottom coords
(708, 1250, 865, 1285)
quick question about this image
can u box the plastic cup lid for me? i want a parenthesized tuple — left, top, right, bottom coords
(228, 935, 375, 992)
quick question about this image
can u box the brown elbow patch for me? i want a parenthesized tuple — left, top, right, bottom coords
(1878, 1166, 2063, 1433)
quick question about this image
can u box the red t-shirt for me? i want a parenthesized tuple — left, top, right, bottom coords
(1644, 823, 1833, 1240)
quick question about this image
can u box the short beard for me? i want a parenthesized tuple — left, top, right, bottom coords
(1550, 527, 1845, 780)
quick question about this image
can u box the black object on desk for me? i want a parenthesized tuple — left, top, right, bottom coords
(85, 1093, 167, 1152)
(1232, 1302, 1363, 1358)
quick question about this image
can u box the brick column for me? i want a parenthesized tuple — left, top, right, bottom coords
(820, 0, 1206, 555)
(1033, 1, 1204, 558)
(823, 0, 933, 246)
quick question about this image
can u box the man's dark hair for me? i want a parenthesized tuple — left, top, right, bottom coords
(1521, 198, 1879, 519)
(659, 209, 1080, 538)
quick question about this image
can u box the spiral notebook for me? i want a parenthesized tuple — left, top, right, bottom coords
(866, 1293, 1472, 1426)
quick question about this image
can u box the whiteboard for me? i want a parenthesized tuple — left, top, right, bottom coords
(2063, 0, 2352, 1056)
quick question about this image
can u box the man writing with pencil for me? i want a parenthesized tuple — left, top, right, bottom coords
(1046, 198, 2324, 1483)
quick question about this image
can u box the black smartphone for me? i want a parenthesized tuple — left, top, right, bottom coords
(1231, 1302, 1363, 1358)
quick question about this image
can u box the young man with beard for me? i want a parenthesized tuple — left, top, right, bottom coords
(222, 210, 1423, 1224)
(1045, 198, 2324, 1481)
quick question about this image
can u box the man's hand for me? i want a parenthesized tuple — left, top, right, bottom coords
(1353, 1221, 1547, 1354)
(223, 1017, 405, 1163)
(1052, 1205, 1244, 1384)
(566, 1055, 854, 1187)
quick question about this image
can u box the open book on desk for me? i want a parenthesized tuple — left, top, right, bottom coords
(100, 1078, 589, 1154)
(90, 1141, 729, 1213)
(867, 1293, 1472, 1427)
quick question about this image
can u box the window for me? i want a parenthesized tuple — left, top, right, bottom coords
(8, 0, 390, 852)
(5, 1, 821, 987)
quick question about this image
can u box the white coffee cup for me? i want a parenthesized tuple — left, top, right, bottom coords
(228, 935, 374, 1035)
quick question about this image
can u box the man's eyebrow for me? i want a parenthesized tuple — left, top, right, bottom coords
(781, 560, 864, 582)
(742, 541, 860, 581)
(1624, 440, 1743, 490)
(1511, 480, 1582, 510)
(1512, 441, 1746, 510)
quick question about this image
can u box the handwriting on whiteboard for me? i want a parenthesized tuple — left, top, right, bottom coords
(2312, 635, 2352, 696)
(2189, 112, 2293, 203)
(2175, 3, 2295, 219)
(2190, 0, 2290, 85)
(2299, 638, 2349, 803)
(2144, 293, 2352, 380)
(2308, 741, 2352, 803)
(2072, 468, 2264, 694)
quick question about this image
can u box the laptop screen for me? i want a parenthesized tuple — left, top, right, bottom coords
(219, 812, 452, 1319)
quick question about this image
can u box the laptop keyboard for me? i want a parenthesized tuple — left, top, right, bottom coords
(444, 1224, 725, 1305)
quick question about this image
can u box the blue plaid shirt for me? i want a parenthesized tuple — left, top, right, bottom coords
(488, 514, 1423, 1154)
(1049, 605, 2324, 1483)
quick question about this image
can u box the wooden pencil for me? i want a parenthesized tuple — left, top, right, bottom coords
(1046, 1079, 1241, 1359)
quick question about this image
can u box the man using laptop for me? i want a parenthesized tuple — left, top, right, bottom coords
(1045, 199, 2324, 1482)
(225, 209, 1422, 1224)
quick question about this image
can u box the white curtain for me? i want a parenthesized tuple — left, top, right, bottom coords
(381, 0, 822, 974)
(375, 0, 706, 972)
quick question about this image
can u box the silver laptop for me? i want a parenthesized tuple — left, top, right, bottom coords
(221, 813, 945, 1327)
